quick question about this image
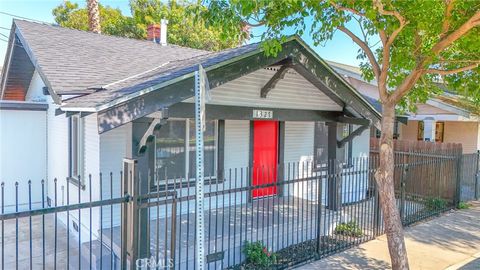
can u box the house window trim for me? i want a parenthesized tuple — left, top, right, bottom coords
(152, 118, 224, 191)
(68, 115, 85, 190)
(313, 122, 354, 172)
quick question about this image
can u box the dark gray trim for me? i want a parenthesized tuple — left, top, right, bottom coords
(0, 101, 48, 111)
(289, 41, 382, 129)
(326, 122, 341, 211)
(217, 119, 225, 181)
(337, 124, 369, 148)
(248, 121, 254, 202)
(168, 103, 342, 122)
(131, 118, 153, 259)
(336, 116, 370, 126)
(277, 121, 285, 197)
(260, 62, 294, 98)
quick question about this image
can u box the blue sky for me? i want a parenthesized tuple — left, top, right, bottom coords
(0, 0, 364, 67)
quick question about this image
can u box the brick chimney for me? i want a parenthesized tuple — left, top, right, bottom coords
(147, 19, 168, 45)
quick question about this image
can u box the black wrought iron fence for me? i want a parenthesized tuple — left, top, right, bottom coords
(0, 154, 476, 270)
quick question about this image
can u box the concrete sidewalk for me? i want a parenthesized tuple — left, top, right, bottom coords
(298, 201, 480, 270)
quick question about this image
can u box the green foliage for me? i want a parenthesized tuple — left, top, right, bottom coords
(52, 0, 246, 51)
(243, 241, 277, 269)
(200, 0, 480, 107)
(458, 201, 470, 209)
(425, 197, 447, 211)
(52, 1, 144, 39)
(334, 221, 363, 237)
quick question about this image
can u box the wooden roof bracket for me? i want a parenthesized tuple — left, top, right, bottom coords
(260, 58, 295, 98)
(337, 124, 369, 148)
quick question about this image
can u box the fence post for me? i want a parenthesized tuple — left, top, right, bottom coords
(399, 164, 407, 224)
(372, 157, 382, 236)
(316, 169, 323, 254)
(475, 150, 480, 200)
(455, 153, 463, 207)
(122, 159, 137, 270)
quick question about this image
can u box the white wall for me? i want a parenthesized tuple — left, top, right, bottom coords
(99, 123, 131, 227)
(185, 68, 342, 111)
(0, 107, 47, 212)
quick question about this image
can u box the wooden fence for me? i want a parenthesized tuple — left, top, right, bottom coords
(370, 138, 463, 204)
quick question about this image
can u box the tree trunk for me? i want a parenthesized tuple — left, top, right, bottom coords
(87, 0, 101, 33)
(375, 103, 409, 270)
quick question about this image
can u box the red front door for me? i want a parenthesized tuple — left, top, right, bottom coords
(252, 120, 278, 198)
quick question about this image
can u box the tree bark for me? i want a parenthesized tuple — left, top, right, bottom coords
(87, 0, 101, 34)
(375, 103, 409, 270)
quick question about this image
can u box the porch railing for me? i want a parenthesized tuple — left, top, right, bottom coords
(0, 154, 478, 269)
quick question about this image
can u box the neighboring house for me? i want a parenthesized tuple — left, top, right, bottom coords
(0, 19, 381, 265)
(329, 61, 480, 154)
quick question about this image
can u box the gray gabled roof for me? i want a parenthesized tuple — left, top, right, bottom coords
(61, 42, 261, 110)
(7, 19, 209, 96)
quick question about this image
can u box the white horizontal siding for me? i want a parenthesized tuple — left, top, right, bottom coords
(224, 120, 250, 171)
(100, 123, 130, 227)
(185, 69, 342, 111)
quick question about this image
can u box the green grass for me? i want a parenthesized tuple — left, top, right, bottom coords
(334, 221, 363, 237)
(424, 197, 447, 211)
(458, 201, 470, 209)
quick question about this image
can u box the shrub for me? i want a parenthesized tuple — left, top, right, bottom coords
(425, 197, 447, 211)
(458, 201, 470, 209)
(334, 221, 363, 237)
(243, 241, 277, 269)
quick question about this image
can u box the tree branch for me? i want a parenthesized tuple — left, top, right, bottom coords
(440, 0, 456, 39)
(329, 1, 366, 17)
(337, 26, 381, 80)
(426, 62, 480, 75)
(389, 9, 480, 104)
(373, 0, 408, 48)
(431, 10, 480, 55)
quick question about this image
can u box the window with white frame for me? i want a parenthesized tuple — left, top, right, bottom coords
(154, 119, 218, 185)
(69, 115, 84, 186)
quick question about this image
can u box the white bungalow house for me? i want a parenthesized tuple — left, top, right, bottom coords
(0, 20, 381, 268)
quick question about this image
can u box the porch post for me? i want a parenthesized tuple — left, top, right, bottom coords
(131, 118, 154, 264)
(326, 122, 341, 211)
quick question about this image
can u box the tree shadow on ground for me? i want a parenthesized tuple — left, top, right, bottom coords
(405, 202, 480, 253)
(299, 247, 391, 269)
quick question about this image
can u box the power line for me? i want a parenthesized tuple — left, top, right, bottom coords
(0, 11, 48, 24)
(0, 33, 8, 39)
(0, 26, 11, 31)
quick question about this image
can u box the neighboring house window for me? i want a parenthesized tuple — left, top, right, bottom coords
(69, 115, 84, 186)
(417, 121, 424, 141)
(155, 119, 218, 186)
(435, 122, 445, 142)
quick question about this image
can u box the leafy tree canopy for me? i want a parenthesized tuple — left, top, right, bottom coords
(200, 0, 480, 110)
(52, 0, 246, 51)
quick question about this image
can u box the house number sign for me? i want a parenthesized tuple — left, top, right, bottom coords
(253, 109, 273, 119)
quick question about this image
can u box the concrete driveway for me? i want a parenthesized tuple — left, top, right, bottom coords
(297, 201, 480, 270)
